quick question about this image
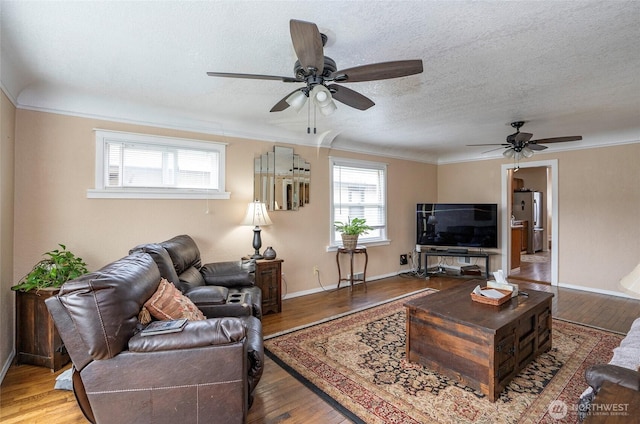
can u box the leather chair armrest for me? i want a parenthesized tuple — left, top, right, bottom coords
(240, 316, 264, 393)
(81, 336, 248, 424)
(201, 261, 255, 287)
(585, 364, 640, 393)
(185, 285, 228, 305)
(128, 318, 246, 353)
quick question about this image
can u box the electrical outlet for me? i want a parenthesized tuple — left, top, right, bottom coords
(400, 254, 408, 265)
(313, 265, 319, 275)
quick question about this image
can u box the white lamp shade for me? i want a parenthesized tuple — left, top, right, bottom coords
(286, 90, 307, 112)
(522, 146, 534, 158)
(503, 148, 515, 158)
(311, 85, 337, 116)
(241, 201, 273, 226)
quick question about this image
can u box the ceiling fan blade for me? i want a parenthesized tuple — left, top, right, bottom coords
(514, 132, 533, 143)
(327, 84, 375, 110)
(207, 71, 301, 83)
(331, 60, 423, 83)
(481, 146, 507, 154)
(467, 143, 510, 147)
(290, 19, 324, 75)
(527, 144, 547, 151)
(531, 136, 582, 144)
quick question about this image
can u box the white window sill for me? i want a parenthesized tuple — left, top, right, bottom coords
(326, 239, 391, 252)
(87, 189, 231, 200)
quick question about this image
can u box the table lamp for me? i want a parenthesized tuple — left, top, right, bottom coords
(241, 201, 272, 259)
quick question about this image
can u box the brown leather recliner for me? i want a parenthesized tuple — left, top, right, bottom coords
(131, 235, 263, 319)
(45, 252, 263, 424)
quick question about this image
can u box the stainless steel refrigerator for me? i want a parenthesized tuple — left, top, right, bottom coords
(513, 191, 544, 253)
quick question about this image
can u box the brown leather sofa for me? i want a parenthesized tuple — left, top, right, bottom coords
(45, 252, 263, 424)
(131, 235, 263, 319)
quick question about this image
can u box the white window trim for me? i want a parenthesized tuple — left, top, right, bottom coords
(328, 156, 390, 250)
(88, 129, 230, 199)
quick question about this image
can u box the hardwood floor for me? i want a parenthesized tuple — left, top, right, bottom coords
(2, 274, 639, 423)
(509, 250, 551, 283)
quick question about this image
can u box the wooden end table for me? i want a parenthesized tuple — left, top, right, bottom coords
(336, 246, 368, 291)
(404, 280, 553, 401)
(252, 259, 283, 314)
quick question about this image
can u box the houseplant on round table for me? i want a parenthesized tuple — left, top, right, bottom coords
(334, 217, 373, 250)
(12, 244, 88, 370)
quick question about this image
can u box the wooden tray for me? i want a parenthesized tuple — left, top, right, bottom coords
(470, 287, 512, 306)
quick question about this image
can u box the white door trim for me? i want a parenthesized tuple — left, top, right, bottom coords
(501, 159, 558, 285)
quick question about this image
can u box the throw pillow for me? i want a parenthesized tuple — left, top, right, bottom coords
(144, 278, 205, 321)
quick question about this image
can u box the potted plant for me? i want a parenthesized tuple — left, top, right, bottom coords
(334, 217, 373, 250)
(12, 244, 88, 292)
(12, 244, 88, 370)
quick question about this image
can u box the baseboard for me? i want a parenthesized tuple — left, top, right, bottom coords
(283, 271, 400, 300)
(0, 350, 15, 384)
(558, 282, 638, 300)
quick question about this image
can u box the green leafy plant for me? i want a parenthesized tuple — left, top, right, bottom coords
(334, 217, 373, 236)
(11, 244, 88, 292)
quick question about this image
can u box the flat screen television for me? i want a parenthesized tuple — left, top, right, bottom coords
(416, 203, 498, 249)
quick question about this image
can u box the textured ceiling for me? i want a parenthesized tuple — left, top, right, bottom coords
(1, 1, 639, 163)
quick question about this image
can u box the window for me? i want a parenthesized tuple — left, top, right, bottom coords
(88, 130, 229, 199)
(330, 157, 388, 247)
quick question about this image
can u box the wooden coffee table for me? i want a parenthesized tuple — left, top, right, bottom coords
(404, 280, 553, 401)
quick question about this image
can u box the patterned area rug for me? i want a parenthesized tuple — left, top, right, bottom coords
(521, 254, 549, 263)
(265, 290, 623, 423)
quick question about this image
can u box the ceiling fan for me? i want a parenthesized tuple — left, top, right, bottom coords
(468, 121, 582, 160)
(206, 19, 423, 131)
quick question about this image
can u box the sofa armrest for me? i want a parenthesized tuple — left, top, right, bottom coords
(80, 336, 248, 424)
(128, 318, 246, 353)
(585, 364, 640, 393)
(200, 260, 255, 287)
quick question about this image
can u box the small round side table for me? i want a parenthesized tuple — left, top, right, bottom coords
(336, 245, 368, 291)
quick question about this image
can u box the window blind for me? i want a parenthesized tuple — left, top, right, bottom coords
(331, 158, 387, 245)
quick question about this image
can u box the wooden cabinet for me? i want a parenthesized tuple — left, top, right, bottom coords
(521, 221, 529, 252)
(15, 288, 70, 371)
(511, 226, 522, 269)
(254, 259, 283, 314)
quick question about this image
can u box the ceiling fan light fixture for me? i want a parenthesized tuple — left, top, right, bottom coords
(503, 148, 515, 159)
(522, 146, 534, 158)
(286, 90, 308, 112)
(311, 85, 336, 116)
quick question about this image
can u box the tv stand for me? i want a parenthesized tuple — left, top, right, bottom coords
(418, 248, 496, 279)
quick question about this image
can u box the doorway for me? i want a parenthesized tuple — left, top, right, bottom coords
(501, 160, 558, 285)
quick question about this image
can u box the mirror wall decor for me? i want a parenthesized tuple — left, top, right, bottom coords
(254, 146, 310, 211)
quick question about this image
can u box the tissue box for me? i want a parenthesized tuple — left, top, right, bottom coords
(487, 280, 519, 297)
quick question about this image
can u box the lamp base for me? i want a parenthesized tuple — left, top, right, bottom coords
(251, 226, 263, 260)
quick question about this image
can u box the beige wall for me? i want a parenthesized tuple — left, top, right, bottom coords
(437, 144, 640, 292)
(1, 91, 16, 377)
(12, 110, 436, 298)
(553, 145, 639, 290)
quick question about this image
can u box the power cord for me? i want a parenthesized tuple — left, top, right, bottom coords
(281, 272, 288, 299)
(316, 270, 339, 293)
